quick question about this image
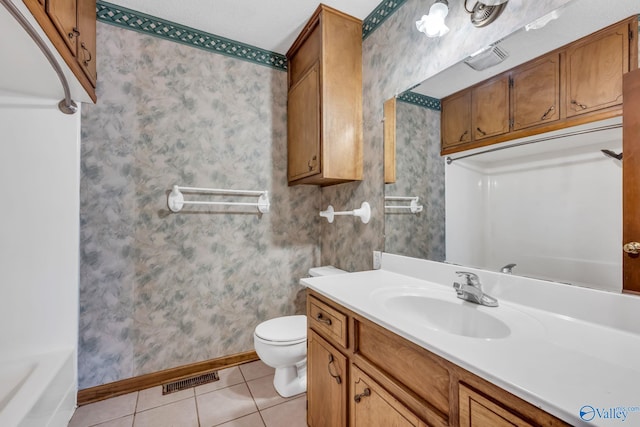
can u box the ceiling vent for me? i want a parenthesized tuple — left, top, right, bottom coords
(463, 45, 509, 71)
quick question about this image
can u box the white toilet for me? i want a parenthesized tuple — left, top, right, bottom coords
(253, 266, 346, 397)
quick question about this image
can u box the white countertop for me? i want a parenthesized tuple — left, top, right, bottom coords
(301, 255, 640, 427)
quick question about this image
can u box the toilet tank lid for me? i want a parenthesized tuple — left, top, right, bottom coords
(255, 315, 307, 342)
(308, 265, 347, 277)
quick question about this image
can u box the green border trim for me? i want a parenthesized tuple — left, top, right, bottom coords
(397, 91, 441, 111)
(363, 0, 409, 39)
(96, 1, 287, 71)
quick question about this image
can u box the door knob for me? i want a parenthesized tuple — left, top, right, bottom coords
(623, 242, 640, 254)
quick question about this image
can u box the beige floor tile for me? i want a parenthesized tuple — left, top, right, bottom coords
(68, 392, 138, 427)
(133, 398, 198, 427)
(216, 412, 266, 427)
(246, 375, 300, 410)
(136, 385, 194, 412)
(260, 396, 307, 427)
(195, 366, 245, 395)
(238, 360, 274, 381)
(93, 415, 134, 427)
(197, 383, 258, 427)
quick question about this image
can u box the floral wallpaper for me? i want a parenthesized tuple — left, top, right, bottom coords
(79, 23, 320, 389)
(384, 102, 445, 261)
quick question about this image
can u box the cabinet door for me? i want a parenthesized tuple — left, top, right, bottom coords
(565, 22, 629, 117)
(77, 0, 97, 86)
(459, 384, 534, 427)
(46, 0, 78, 52)
(287, 63, 320, 183)
(511, 54, 560, 131)
(351, 365, 422, 427)
(472, 74, 510, 140)
(441, 90, 472, 149)
(308, 330, 347, 427)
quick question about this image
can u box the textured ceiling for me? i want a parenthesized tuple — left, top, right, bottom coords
(104, 0, 385, 54)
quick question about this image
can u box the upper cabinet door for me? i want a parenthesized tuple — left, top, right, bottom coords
(46, 0, 78, 53)
(471, 74, 510, 140)
(441, 90, 472, 149)
(287, 64, 321, 182)
(565, 21, 629, 117)
(511, 53, 560, 131)
(77, 0, 97, 86)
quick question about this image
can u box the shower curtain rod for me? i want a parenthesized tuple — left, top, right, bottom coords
(445, 123, 623, 165)
(0, 0, 78, 114)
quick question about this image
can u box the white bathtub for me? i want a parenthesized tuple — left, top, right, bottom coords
(0, 349, 75, 427)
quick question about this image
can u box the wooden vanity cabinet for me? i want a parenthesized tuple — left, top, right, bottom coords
(308, 330, 348, 427)
(565, 20, 630, 118)
(23, 0, 97, 100)
(286, 5, 363, 186)
(351, 365, 427, 427)
(306, 290, 570, 427)
(459, 384, 534, 427)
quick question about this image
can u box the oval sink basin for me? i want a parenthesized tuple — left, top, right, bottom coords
(383, 295, 510, 339)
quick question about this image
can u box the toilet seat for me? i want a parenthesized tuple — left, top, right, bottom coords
(255, 315, 306, 344)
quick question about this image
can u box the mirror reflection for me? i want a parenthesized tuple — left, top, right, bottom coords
(384, 0, 639, 293)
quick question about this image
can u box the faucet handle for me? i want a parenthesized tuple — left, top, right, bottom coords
(455, 271, 480, 287)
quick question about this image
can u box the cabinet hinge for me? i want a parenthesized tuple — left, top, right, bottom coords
(509, 118, 514, 128)
(509, 76, 514, 88)
(630, 27, 634, 42)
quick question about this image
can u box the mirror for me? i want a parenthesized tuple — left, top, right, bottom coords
(384, 0, 639, 293)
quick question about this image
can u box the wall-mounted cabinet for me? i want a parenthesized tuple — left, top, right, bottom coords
(441, 17, 637, 155)
(286, 5, 363, 186)
(23, 0, 97, 101)
(307, 290, 569, 427)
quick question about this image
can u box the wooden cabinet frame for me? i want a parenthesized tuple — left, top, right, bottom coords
(307, 289, 569, 427)
(441, 16, 637, 156)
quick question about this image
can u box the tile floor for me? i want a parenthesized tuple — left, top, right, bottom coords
(68, 361, 307, 427)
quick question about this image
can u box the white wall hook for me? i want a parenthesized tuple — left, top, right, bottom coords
(320, 202, 371, 224)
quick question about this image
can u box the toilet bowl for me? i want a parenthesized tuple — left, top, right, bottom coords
(253, 265, 347, 397)
(254, 315, 307, 397)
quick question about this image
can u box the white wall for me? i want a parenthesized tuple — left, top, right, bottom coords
(0, 94, 80, 360)
(446, 121, 622, 292)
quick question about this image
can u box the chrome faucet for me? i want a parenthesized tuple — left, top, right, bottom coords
(500, 263, 516, 274)
(453, 271, 498, 307)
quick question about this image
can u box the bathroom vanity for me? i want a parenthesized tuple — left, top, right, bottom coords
(302, 254, 640, 427)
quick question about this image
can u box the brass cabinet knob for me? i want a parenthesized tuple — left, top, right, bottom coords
(623, 242, 640, 255)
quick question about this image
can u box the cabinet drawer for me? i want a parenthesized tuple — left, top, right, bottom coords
(355, 318, 450, 424)
(308, 296, 348, 348)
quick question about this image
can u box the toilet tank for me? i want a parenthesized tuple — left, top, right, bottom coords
(308, 265, 347, 277)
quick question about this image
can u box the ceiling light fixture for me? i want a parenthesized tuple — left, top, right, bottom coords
(465, 0, 509, 28)
(416, 0, 449, 38)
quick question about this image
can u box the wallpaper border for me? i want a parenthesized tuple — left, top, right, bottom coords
(363, 0, 409, 39)
(96, 0, 411, 70)
(397, 91, 441, 111)
(96, 0, 288, 71)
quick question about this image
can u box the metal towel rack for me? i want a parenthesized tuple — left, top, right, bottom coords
(320, 202, 371, 224)
(167, 185, 270, 213)
(1, 0, 78, 114)
(385, 196, 423, 214)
